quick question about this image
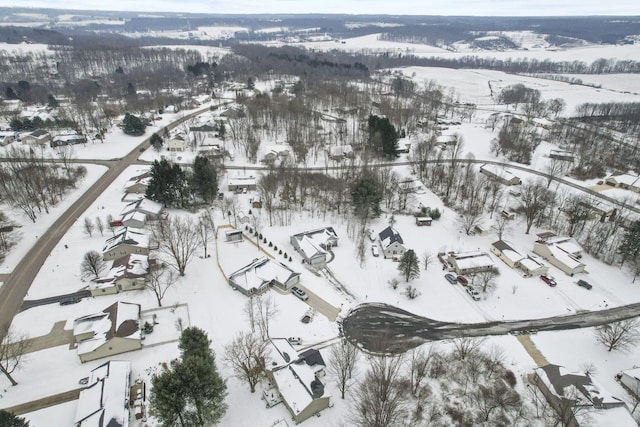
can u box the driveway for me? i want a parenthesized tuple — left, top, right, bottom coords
(290, 284, 341, 322)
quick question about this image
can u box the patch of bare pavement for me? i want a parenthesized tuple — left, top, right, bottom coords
(342, 302, 640, 354)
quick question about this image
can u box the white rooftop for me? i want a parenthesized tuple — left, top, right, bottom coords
(75, 360, 131, 427)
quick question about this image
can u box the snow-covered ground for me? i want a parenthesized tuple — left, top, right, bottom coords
(1, 34, 640, 426)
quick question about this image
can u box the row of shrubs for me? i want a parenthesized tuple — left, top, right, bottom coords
(245, 225, 292, 262)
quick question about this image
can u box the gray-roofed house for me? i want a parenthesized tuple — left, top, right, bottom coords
(103, 228, 150, 261)
(73, 301, 142, 362)
(90, 254, 150, 296)
(378, 226, 406, 259)
(228, 257, 300, 296)
(75, 360, 131, 427)
(21, 129, 51, 145)
(120, 198, 163, 219)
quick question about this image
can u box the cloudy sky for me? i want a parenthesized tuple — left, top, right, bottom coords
(4, 0, 640, 16)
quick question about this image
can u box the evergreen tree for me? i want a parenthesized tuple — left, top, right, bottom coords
(620, 220, 640, 265)
(351, 176, 383, 218)
(122, 113, 146, 136)
(0, 410, 30, 427)
(150, 133, 163, 151)
(398, 249, 420, 282)
(191, 156, 218, 204)
(368, 115, 399, 158)
(146, 159, 188, 208)
(151, 328, 227, 426)
(47, 94, 59, 109)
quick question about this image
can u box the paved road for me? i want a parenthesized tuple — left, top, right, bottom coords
(342, 302, 640, 354)
(20, 290, 91, 311)
(0, 105, 215, 343)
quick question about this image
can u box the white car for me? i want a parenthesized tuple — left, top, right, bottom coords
(466, 287, 481, 301)
(287, 337, 302, 345)
(371, 245, 379, 257)
(291, 286, 309, 301)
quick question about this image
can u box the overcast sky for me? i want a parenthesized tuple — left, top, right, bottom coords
(4, 0, 640, 16)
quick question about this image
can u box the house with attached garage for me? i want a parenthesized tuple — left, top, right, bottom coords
(479, 164, 522, 186)
(491, 240, 548, 276)
(89, 254, 151, 296)
(123, 171, 151, 196)
(291, 235, 328, 267)
(264, 338, 331, 424)
(228, 257, 300, 296)
(167, 135, 189, 152)
(227, 176, 257, 192)
(605, 173, 640, 193)
(20, 129, 51, 145)
(533, 238, 585, 276)
(121, 211, 147, 229)
(103, 227, 150, 261)
(73, 301, 142, 362)
(447, 251, 495, 275)
(75, 360, 131, 427)
(120, 198, 163, 219)
(531, 364, 635, 427)
(378, 226, 406, 259)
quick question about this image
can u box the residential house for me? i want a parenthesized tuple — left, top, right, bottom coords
(533, 238, 585, 276)
(491, 240, 548, 276)
(228, 176, 257, 192)
(619, 367, 640, 396)
(262, 144, 290, 163)
(291, 235, 328, 267)
(120, 198, 163, 219)
(73, 301, 142, 362)
(265, 338, 331, 424)
(51, 133, 86, 147)
(75, 360, 131, 427)
(549, 150, 575, 162)
(577, 199, 617, 222)
(291, 227, 339, 250)
(123, 172, 151, 196)
(228, 257, 300, 296)
(605, 173, 640, 193)
(21, 129, 51, 145)
(516, 256, 549, 277)
(480, 164, 522, 186)
(531, 364, 635, 427)
(167, 135, 189, 152)
(121, 211, 147, 228)
(447, 251, 495, 275)
(378, 226, 406, 259)
(103, 228, 150, 261)
(90, 254, 150, 296)
(328, 145, 354, 160)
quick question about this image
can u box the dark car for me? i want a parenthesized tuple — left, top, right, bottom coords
(577, 279, 593, 290)
(444, 273, 457, 284)
(540, 275, 557, 287)
(59, 297, 80, 305)
(456, 275, 469, 286)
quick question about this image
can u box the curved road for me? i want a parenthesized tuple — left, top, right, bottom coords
(0, 105, 215, 340)
(342, 302, 640, 354)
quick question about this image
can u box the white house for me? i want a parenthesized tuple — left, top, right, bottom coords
(378, 226, 406, 259)
(605, 173, 640, 193)
(75, 360, 131, 427)
(292, 235, 328, 267)
(447, 251, 495, 275)
(167, 135, 189, 152)
(120, 198, 163, 219)
(533, 238, 585, 276)
(619, 367, 640, 396)
(480, 164, 522, 186)
(228, 257, 300, 296)
(121, 211, 147, 229)
(73, 301, 142, 362)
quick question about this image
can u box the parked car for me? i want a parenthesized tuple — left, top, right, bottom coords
(456, 275, 469, 286)
(291, 286, 309, 301)
(287, 337, 302, 345)
(59, 297, 80, 306)
(444, 273, 458, 284)
(466, 287, 481, 301)
(540, 275, 557, 287)
(577, 279, 593, 290)
(371, 244, 379, 257)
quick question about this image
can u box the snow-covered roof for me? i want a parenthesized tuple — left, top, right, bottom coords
(229, 257, 299, 293)
(121, 211, 146, 224)
(621, 367, 640, 380)
(103, 228, 149, 253)
(75, 360, 131, 427)
(121, 198, 163, 216)
(297, 235, 327, 260)
(518, 257, 545, 271)
(378, 226, 404, 249)
(74, 302, 141, 356)
(228, 176, 257, 186)
(92, 254, 149, 289)
(450, 251, 495, 270)
(547, 245, 584, 270)
(480, 164, 521, 182)
(328, 145, 353, 156)
(492, 240, 523, 263)
(293, 227, 338, 249)
(607, 173, 640, 187)
(555, 240, 583, 256)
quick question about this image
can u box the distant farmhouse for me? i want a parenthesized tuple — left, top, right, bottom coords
(378, 226, 406, 259)
(73, 301, 142, 362)
(479, 164, 522, 186)
(447, 251, 495, 275)
(265, 338, 331, 424)
(228, 257, 300, 296)
(75, 360, 131, 427)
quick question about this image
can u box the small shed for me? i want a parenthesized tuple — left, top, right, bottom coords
(415, 217, 432, 226)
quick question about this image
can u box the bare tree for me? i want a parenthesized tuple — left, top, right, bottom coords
(457, 209, 482, 235)
(224, 332, 269, 393)
(491, 215, 512, 240)
(0, 326, 31, 386)
(153, 216, 202, 276)
(452, 337, 487, 361)
(81, 250, 107, 279)
(106, 213, 116, 235)
(198, 212, 213, 258)
(408, 345, 435, 396)
(95, 216, 104, 237)
(83, 217, 95, 237)
(472, 380, 522, 423)
(421, 252, 434, 271)
(144, 265, 177, 307)
(476, 266, 500, 293)
(594, 319, 640, 352)
(351, 354, 407, 427)
(55, 145, 75, 177)
(253, 295, 279, 342)
(328, 339, 360, 399)
(519, 180, 554, 234)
